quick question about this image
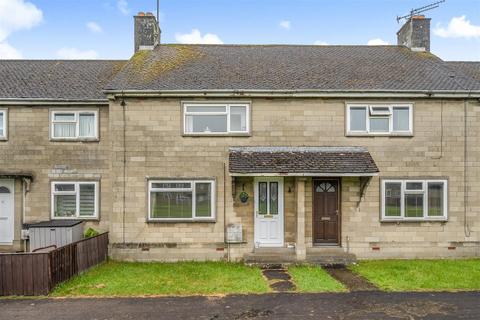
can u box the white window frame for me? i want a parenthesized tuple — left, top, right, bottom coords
(51, 181, 99, 220)
(50, 110, 99, 140)
(0, 108, 7, 140)
(148, 180, 216, 221)
(381, 179, 448, 221)
(183, 103, 250, 135)
(346, 104, 413, 135)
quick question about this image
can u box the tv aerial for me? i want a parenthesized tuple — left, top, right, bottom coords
(397, 0, 445, 23)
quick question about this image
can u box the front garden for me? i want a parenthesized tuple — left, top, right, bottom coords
(42, 259, 480, 297)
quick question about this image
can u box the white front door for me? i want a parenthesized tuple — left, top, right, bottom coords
(254, 177, 284, 247)
(0, 180, 14, 244)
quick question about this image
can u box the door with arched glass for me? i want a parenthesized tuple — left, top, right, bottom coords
(313, 179, 340, 245)
(0, 180, 14, 244)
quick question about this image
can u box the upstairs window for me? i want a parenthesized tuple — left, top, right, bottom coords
(0, 109, 6, 139)
(347, 104, 412, 135)
(148, 180, 215, 221)
(51, 181, 99, 219)
(51, 110, 98, 140)
(381, 179, 447, 221)
(183, 103, 249, 135)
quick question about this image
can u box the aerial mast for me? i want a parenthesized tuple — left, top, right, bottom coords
(396, 0, 445, 23)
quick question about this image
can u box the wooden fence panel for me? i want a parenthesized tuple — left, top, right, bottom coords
(0, 232, 108, 296)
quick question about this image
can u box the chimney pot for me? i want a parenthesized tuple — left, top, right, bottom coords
(146, 12, 154, 16)
(137, 12, 145, 16)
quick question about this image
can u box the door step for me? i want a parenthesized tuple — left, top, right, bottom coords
(244, 248, 296, 266)
(306, 247, 357, 267)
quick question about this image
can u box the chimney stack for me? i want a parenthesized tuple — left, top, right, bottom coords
(397, 15, 431, 52)
(134, 12, 161, 52)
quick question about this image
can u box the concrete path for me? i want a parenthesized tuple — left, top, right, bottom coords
(1, 292, 480, 320)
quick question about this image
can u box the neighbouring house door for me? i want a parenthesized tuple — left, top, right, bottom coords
(313, 179, 340, 245)
(0, 180, 14, 244)
(254, 177, 284, 247)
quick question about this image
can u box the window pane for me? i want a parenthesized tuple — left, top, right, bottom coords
(185, 115, 228, 133)
(152, 182, 191, 189)
(54, 113, 75, 121)
(350, 107, 366, 131)
(55, 184, 75, 192)
(195, 183, 212, 217)
(79, 113, 95, 137)
(405, 193, 424, 218)
(54, 194, 77, 217)
(0, 112, 3, 137)
(150, 191, 192, 219)
(385, 182, 401, 217)
(186, 106, 226, 113)
(270, 182, 278, 215)
(369, 106, 391, 115)
(393, 107, 410, 131)
(370, 118, 389, 132)
(406, 182, 423, 190)
(230, 106, 247, 132)
(428, 182, 444, 217)
(258, 182, 267, 215)
(54, 123, 76, 137)
(79, 184, 95, 217)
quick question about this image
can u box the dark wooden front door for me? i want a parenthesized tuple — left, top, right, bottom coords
(313, 179, 340, 244)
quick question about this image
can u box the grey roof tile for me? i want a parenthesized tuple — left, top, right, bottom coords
(0, 60, 126, 100)
(229, 146, 379, 175)
(107, 44, 480, 92)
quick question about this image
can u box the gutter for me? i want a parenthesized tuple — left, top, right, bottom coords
(0, 99, 108, 106)
(230, 172, 379, 177)
(104, 89, 480, 99)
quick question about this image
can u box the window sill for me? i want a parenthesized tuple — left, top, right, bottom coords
(50, 138, 100, 143)
(182, 133, 251, 138)
(0, 138, 7, 141)
(346, 133, 413, 138)
(147, 219, 216, 224)
(381, 219, 448, 223)
(51, 218, 99, 221)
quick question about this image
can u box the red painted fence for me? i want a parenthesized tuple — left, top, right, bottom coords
(0, 232, 108, 296)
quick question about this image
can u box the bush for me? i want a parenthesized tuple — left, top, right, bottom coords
(84, 227, 99, 238)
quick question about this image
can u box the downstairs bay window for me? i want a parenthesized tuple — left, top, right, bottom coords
(381, 179, 447, 221)
(148, 180, 215, 221)
(51, 181, 99, 219)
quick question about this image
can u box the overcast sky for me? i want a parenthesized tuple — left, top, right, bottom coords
(0, 0, 479, 61)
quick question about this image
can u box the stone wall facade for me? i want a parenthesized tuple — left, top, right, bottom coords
(1, 97, 480, 260)
(108, 97, 480, 260)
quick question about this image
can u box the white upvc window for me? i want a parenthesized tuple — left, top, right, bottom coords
(50, 110, 98, 140)
(347, 104, 413, 135)
(148, 180, 215, 221)
(183, 103, 250, 135)
(381, 179, 447, 221)
(51, 181, 99, 219)
(0, 109, 7, 140)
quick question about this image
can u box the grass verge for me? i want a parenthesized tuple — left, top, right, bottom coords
(51, 260, 269, 297)
(350, 259, 480, 292)
(289, 265, 347, 292)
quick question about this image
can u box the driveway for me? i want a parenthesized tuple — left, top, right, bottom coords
(1, 292, 479, 320)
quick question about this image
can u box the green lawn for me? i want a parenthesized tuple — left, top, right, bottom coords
(350, 259, 480, 291)
(289, 265, 347, 292)
(51, 260, 269, 297)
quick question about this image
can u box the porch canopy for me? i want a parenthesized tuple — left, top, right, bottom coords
(228, 146, 379, 176)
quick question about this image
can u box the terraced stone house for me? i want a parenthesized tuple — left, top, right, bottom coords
(1, 13, 480, 262)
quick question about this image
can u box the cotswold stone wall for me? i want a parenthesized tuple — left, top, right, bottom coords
(108, 97, 480, 260)
(0, 104, 111, 250)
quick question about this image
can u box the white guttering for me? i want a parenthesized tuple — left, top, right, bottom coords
(0, 99, 108, 106)
(230, 172, 379, 177)
(104, 89, 480, 99)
